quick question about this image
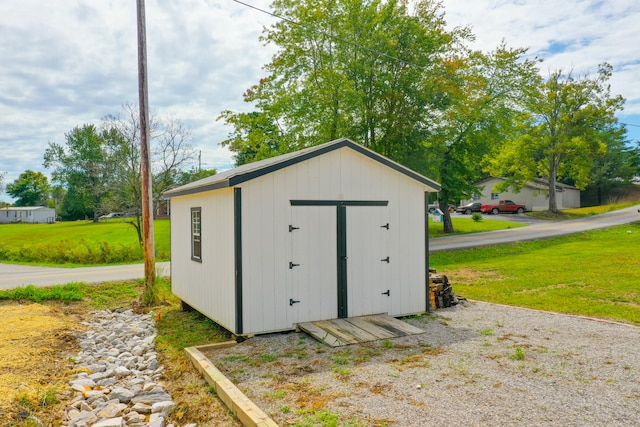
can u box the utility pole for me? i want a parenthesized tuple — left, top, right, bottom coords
(137, 0, 156, 304)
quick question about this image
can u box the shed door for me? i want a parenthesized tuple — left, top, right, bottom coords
(346, 206, 391, 317)
(287, 206, 337, 326)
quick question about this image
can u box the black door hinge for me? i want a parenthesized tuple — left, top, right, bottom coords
(289, 262, 300, 269)
(380, 223, 389, 229)
(289, 298, 300, 306)
(381, 289, 390, 296)
(289, 225, 300, 232)
(381, 256, 390, 263)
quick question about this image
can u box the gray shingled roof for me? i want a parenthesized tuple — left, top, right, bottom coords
(165, 138, 440, 198)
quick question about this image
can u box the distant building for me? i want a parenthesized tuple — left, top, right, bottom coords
(462, 177, 580, 211)
(0, 206, 56, 224)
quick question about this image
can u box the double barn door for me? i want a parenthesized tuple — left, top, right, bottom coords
(287, 201, 393, 325)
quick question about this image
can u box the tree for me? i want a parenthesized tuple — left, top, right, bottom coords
(217, 111, 285, 166)
(220, 0, 540, 233)
(44, 124, 120, 221)
(583, 130, 637, 205)
(176, 168, 217, 186)
(101, 104, 197, 245)
(487, 63, 626, 212)
(0, 171, 6, 194)
(6, 170, 50, 206)
(220, 0, 471, 170)
(423, 44, 540, 232)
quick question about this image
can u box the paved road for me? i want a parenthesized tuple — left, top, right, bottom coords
(0, 262, 170, 290)
(1, 205, 638, 289)
(430, 204, 640, 252)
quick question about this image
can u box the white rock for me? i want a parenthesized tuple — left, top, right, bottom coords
(92, 416, 124, 427)
(151, 401, 176, 415)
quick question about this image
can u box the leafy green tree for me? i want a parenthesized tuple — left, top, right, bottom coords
(220, 0, 540, 233)
(5, 170, 50, 206)
(176, 168, 217, 186)
(44, 124, 120, 221)
(487, 63, 626, 212)
(217, 111, 285, 165)
(220, 0, 471, 170)
(584, 131, 637, 205)
(423, 44, 540, 232)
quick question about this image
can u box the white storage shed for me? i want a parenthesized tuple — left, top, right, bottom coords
(0, 206, 56, 224)
(165, 138, 440, 336)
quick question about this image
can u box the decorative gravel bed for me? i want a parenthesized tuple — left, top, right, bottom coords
(202, 301, 640, 427)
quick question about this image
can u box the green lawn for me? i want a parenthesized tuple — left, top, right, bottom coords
(428, 215, 525, 238)
(430, 223, 640, 325)
(0, 219, 170, 266)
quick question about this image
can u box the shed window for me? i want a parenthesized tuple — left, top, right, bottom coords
(191, 207, 202, 262)
(491, 192, 500, 200)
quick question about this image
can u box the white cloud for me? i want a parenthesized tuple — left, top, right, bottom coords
(1, 0, 639, 199)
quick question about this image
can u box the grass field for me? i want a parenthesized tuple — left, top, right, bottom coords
(0, 219, 170, 265)
(430, 222, 640, 325)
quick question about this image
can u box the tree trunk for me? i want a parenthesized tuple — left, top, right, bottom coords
(440, 185, 454, 234)
(548, 166, 558, 213)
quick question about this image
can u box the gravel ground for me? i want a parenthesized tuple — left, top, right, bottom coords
(203, 301, 640, 427)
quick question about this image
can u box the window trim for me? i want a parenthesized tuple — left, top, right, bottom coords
(191, 207, 202, 262)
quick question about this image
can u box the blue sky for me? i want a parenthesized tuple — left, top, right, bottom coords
(1, 0, 639, 201)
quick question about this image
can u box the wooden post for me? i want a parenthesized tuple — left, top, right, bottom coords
(137, 0, 156, 304)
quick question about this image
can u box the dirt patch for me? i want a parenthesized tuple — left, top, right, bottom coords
(0, 303, 81, 425)
(444, 267, 504, 284)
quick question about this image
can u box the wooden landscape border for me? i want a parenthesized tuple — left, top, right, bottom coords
(184, 342, 278, 427)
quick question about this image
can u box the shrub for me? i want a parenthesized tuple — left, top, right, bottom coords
(471, 212, 483, 222)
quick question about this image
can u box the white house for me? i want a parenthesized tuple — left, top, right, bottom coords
(165, 138, 441, 336)
(462, 177, 580, 211)
(0, 206, 56, 224)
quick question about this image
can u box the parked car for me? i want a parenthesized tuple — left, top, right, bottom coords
(98, 212, 125, 220)
(456, 202, 482, 214)
(480, 200, 526, 214)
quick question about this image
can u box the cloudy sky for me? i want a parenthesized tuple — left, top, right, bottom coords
(1, 0, 639, 201)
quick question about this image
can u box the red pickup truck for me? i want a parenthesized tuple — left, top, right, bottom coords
(480, 200, 526, 214)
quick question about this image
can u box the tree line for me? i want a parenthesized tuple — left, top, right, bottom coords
(3, 104, 214, 243)
(218, 0, 639, 232)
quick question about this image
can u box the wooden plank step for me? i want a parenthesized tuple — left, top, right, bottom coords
(325, 318, 382, 343)
(344, 316, 397, 340)
(360, 315, 424, 336)
(312, 320, 361, 344)
(298, 322, 343, 347)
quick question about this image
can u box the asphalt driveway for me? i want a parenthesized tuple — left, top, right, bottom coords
(430, 204, 640, 251)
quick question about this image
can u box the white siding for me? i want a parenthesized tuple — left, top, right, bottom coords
(346, 205, 390, 317)
(239, 147, 428, 333)
(170, 189, 236, 332)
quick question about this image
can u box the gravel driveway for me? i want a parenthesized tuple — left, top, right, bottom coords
(203, 301, 640, 427)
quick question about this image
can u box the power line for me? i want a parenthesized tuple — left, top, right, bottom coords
(621, 122, 640, 128)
